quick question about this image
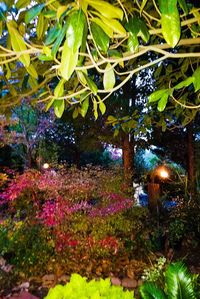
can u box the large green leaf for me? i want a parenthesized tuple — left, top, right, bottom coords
(54, 79, 65, 97)
(159, 0, 181, 47)
(192, 67, 200, 92)
(53, 99, 65, 118)
(51, 23, 67, 57)
(26, 64, 38, 79)
(83, 74, 98, 95)
(125, 16, 149, 52)
(165, 262, 197, 299)
(59, 9, 86, 80)
(45, 24, 61, 45)
(7, 22, 30, 67)
(86, 0, 123, 20)
(91, 22, 109, 53)
(157, 93, 168, 112)
(103, 63, 115, 90)
(174, 77, 194, 90)
(91, 18, 113, 38)
(148, 89, 168, 103)
(25, 4, 45, 24)
(98, 14, 126, 35)
(81, 97, 89, 117)
(99, 100, 106, 115)
(140, 282, 166, 299)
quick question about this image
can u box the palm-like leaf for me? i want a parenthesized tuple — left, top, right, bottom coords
(140, 282, 167, 299)
(165, 262, 197, 299)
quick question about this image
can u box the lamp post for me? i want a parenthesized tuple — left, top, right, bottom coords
(148, 165, 169, 213)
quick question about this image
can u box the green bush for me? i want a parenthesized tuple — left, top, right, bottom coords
(45, 273, 135, 299)
(140, 262, 199, 299)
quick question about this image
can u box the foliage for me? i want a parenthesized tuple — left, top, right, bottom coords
(141, 257, 167, 283)
(0, 0, 199, 120)
(140, 262, 198, 299)
(0, 166, 150, 276)
(45, 273, 135, 299)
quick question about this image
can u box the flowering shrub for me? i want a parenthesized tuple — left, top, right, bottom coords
(0, 166, 148, 276)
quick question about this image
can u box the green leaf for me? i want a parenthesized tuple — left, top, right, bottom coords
(77, 70, 88, 85)
(45, 24, 60, 45)
(26, 64, 38, 79)
(81, 97, 89, 117)
(60, 9, 86, 80)
(99, 100, 106, 115)
(174, 77, 194, 90)
(45, 98, 55, 111)
(125, 16, 149, 51)
(72, 107, 79, 119)
(91, 22, 109, 53)
(178, 0, 188, 14)
(77, 19, 88, 66)
(165, 262, 196, 299)
(54, 99, 65, 118)
(43, 10, 56, 19)
(93, 98, 98, 120)
(98, 14, 126, 35)
(51, 23, 67, 57)
(157, 93, 168, 112)
(25, 4, 45, 24)
(103, 63, 115, 90)
(36, 14, 45, 39)
(83, 74, 98, 95)
(192, 67, 200, 92)
(54, 79, 65, 97)
(139, 282, 166, 299)
(160, 0, 181, 47)
(57, 5, 68, 21)
(86, 0, 123, 20)
(60, 45, 79, 81)
(127, 35, 139, 52)
(16, 0, 30, 9)
(7, 22, 30, 67)
(91, 18, 113, 38)
(148, 89, 168, 103)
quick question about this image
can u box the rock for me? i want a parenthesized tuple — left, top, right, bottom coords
(110, 277, 121, 286)
(121, 278, 137, 289)
(13, 282, 30, 291)
(10, 291, 39, 299)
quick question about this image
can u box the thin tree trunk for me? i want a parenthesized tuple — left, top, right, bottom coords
(122, 133, 134, 184)
(187, 122, 195, 197)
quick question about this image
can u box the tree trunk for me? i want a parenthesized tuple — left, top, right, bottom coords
(122, 133, 134, 184)
(187, 122, 195, 197)
(26, 147, 32, 168)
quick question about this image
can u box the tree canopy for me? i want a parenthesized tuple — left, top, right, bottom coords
(0, 0, 199, 119)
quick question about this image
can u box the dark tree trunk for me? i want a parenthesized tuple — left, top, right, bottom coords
(187, 122, 195, 197)
(122, 133, 134, 184)
(26, 147, 33, 168)
(74, 149, 81, 169)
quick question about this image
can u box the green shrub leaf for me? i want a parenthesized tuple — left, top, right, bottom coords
(25, 4, 45, 24)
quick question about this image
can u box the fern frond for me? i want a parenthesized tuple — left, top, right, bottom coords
(139, 281, 167, 299)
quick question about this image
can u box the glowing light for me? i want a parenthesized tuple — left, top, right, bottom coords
(159, 168, 169, 179)
(43, 163, 49, 169)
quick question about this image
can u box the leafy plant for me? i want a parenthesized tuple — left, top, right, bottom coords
(140, 262, 198, 299)
(45, 273, 135, 299)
